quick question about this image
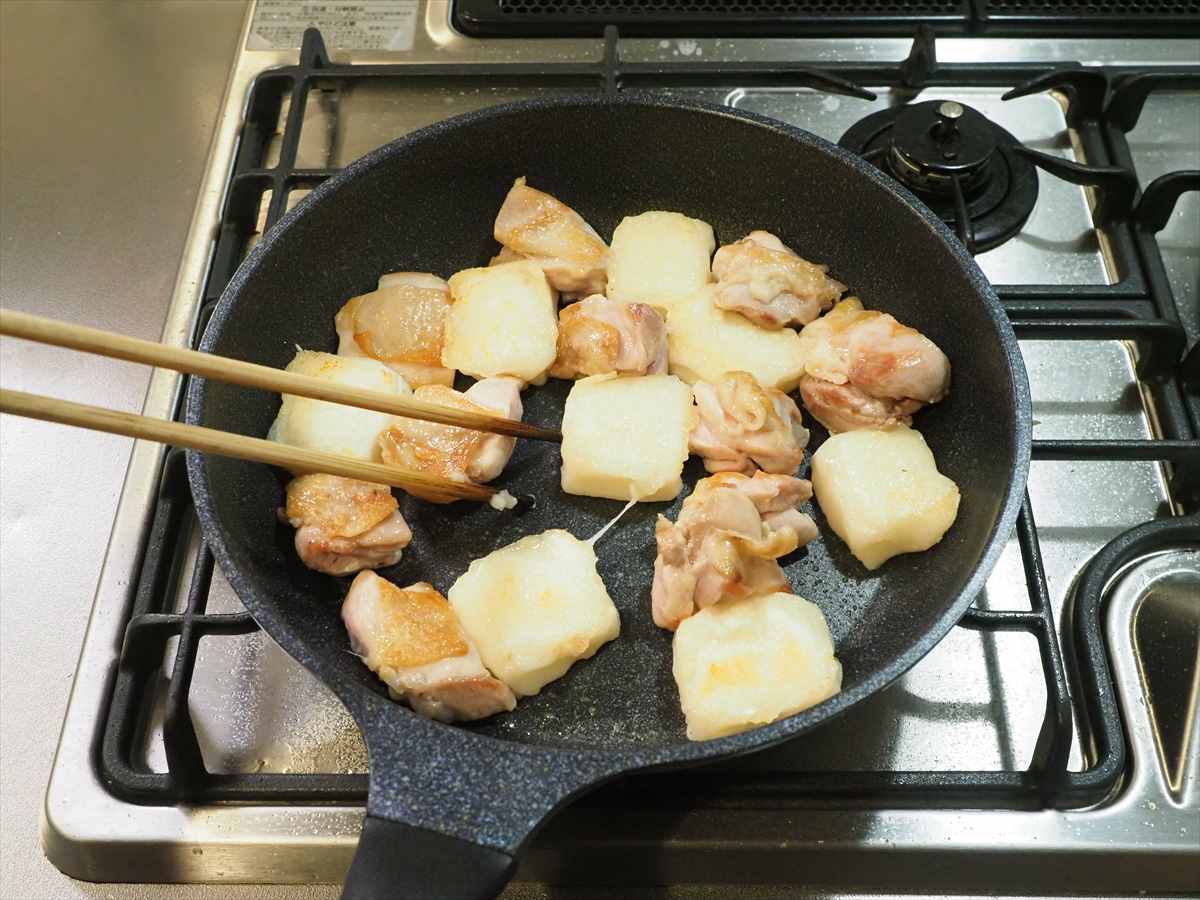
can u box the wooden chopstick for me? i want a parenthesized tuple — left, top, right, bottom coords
(0, 388, 496, 503)
(0, 309, 562, 443)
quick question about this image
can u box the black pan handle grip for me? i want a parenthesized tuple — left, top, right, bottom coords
(341, 815, 516, 900)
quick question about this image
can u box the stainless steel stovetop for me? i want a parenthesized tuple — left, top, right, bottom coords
(42, 2, 1199, 895)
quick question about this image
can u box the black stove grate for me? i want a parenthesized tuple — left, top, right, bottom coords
(98, 28, 1199, 813)
(454, 0, 1200, 36)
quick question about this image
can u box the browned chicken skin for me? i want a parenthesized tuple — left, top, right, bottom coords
(493, 177, 608, 297)
(282, 474, 412, 576)
(378, 377, 523, 502)
(549, 294, 667, 379)
(335, 272, 455, 387)
(652, 471, 818, 631)
(796, 297, 950, 432)
(689, 371, 810, 476)
(342, 572, 516, 722)
(711, 230, 845, 329)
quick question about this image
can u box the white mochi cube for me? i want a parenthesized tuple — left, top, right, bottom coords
(266, 350, 409, 465)
(560, 373, 696, 502)
(673, 592, 842, 741)
(607, 211, 716, 316)
(811, 427, 960, 571)
(442, 260, 558, 383)
(448, 529, 620, 696)
(667, 287, 807, 392)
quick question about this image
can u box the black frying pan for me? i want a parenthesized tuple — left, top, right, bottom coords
(185, 95, 1030, 900)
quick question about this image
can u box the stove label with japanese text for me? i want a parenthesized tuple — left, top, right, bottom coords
(249, 0, 418, 52)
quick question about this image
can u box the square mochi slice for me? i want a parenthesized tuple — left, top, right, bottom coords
(667, 287, 807, 392)
(447, 529, 620, 696)
(672, 591, 842, 741)
(266, 350, 409, 465)
(560, 373, 696, 502)
(442, 259, 558, 383)
(607, 211, 716, 316)
(811, 426, 960, 571)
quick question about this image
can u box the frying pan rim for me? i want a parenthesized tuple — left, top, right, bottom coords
(185, 92, 1031, 768)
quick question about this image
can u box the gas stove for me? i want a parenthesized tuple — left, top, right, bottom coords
(42, 2, 1199, 895)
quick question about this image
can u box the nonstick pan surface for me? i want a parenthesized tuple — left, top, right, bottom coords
(186, 95, 1030, 899)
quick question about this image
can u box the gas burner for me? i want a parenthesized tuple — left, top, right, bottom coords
(839, 100, 1039, 253)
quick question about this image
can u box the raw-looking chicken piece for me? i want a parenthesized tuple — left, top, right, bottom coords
(493, 177, 608, 297)
(282, 474, 412, 576)
(377, 377, 523, 503)
(652, 471, 818, 631)
(335, 272, 455, 388)
(689, 371, 810, 476)
(549, 295, 667, 379)
(796, 297, 950, 433)
(711, 230, 845, 329)
(342, 571, 516, 722)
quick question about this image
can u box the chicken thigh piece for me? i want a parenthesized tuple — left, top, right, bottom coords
(689, 371, 810, 476)
(711, 230, 845, 329)
(335, 272, 455, 388)
(282, 474, 412, 576)
(342, 571, 516, 722)
(549, 295, 667, 379)
(493, 177, 608, 296)
(652, 471, 818, 631)
(796, 297, 951, 433)
(378, 376, 523, 502)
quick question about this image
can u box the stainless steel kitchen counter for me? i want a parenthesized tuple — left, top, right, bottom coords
(0, 3, 302, 898)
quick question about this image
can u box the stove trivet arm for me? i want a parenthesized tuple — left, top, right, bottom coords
(899, 24, 937, 89)
(1003, 69, 1109, 126)
(1013, 146, 1138, 226)
(1134, 170, 1200, 234)
(1106, 71, 1200, 132)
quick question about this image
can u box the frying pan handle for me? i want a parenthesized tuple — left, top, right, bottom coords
(341, 815, 516, 900)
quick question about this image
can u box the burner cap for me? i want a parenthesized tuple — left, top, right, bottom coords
(890, 100, 998, 196)
(838, 100, 1039, 254)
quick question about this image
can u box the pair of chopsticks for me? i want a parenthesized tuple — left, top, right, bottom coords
(0, 309, 561, 503)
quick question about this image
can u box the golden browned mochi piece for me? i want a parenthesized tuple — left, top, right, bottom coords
(560, 373, 696, 502)
(811, 427, 960, 570)
(378, 377, 522, 503)
(666, 286, 807, 392)
(689, 370, 810, 476)
(673, 592, 841, 741)
(796, 297, 950, 433)
(282, 474, 412, 576)
(335, 272, 455, 388)
(549, 295, 668, 380)
(442, 260, 558, 384)
(652, 471, 817, 631)
(606, 211, 716, 316)
(342, 572, 516, 722)
(447, 529, 620, 696)
(711, 230, 845, 329)
(493, 177, 608, 297)
(267, 350, 410, 465)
